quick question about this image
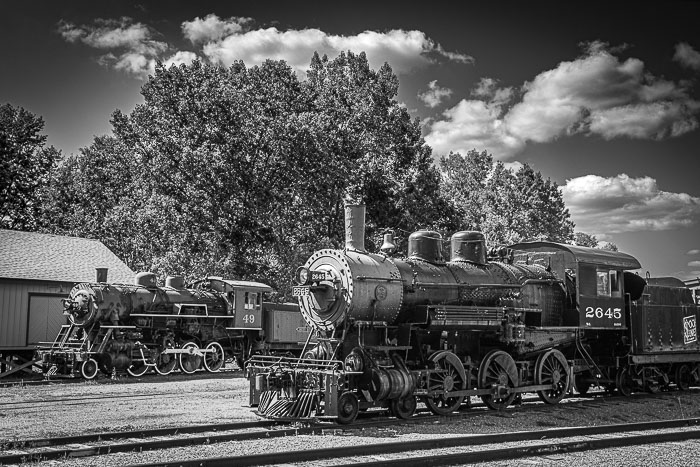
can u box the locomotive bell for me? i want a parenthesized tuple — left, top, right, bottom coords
(380, 232, 397, 255)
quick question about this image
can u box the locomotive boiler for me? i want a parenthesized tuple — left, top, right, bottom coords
(247, 204, 700, 423)
(37, 273, 307, 379)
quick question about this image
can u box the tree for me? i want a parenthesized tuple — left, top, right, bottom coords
(44, 54, 451, 297)
(440, 149, 574, 247)
(0, 103, 61, 230)
(574, 232, 599, 248)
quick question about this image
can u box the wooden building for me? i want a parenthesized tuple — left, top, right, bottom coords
(0, 229, 134, 378)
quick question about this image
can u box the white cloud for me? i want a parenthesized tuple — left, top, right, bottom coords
(57, 18, 168, 78)
(59, 16, 471, 80)
(425, 99, 524, 158)
(688, 249, 700, 255)
(425, 42, 700, 159)
(163, 51, 199, 68)
(418, 80, 453, 108)
(202, 27, 472, 75)
(674, 42, 700, 71)
(181, 14, 251, 43)
(689, 261, 700, 268)
(561, 174, 700, 234)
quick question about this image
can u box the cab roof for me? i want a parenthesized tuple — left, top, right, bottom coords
(509, 241, 642, 270)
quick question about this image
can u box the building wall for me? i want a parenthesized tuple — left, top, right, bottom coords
(0, 279, 72, 350)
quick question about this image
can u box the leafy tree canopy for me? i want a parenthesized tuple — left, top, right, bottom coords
(439, 149, 574, 248)
(0, 103, 61, 230)
(28, 54, 588, 298)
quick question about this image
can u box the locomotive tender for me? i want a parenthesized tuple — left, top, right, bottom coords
(37, 273, 306, 379)
(247, 204, 700, 423)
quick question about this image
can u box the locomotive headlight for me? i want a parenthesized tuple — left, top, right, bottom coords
(296, 267, 310, 285)
(344, 351, 364, 372)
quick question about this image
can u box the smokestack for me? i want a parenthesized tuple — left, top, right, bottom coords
(344, 204, 366, 252)
(96, 268, 108, 282)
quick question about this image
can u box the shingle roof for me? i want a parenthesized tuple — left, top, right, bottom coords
(0, 229, 135, 283)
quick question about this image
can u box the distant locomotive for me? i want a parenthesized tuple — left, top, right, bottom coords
(37, 274, 307, 379)
(247, 204, 700, 423)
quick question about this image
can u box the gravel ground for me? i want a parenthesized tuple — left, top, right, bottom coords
(2, 373, 700, 466)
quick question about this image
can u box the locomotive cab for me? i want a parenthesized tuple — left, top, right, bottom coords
(510, 242, 641, 329)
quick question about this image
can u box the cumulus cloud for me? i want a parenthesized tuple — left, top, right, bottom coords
(425, 99, 525, 157)
(57, 17, 168, 78)
(181, 14, 252, 43)
(688, 249, 700, 255)
(418, 80, 453, 108)
(689, 261, 700, 268)
(201, 27, 472, 75)
(674, 42, 700, 71)
(58, 14, 471, 80)
(561, 174, 700, 234)
(425, 42, 700, 159)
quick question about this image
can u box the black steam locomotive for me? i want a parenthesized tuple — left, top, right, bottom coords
(37, 274, 307, 379)
(247, 204, 700, 423)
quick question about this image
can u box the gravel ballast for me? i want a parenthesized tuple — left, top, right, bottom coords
(2, 373, 700, 466)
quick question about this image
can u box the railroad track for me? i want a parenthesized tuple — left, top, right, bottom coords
(0, 366, 242, 388)
(0, 391, 687, 465)
(129, 419, 700, 467)
(0, 386, 236, 412)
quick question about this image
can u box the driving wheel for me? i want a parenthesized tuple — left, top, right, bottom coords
(203, 342, 225, 372)
(478, 350, 518, 410)
(179, 342, 202, 374)
(534, 349, 570, 404)
(423, 351, 467, 416)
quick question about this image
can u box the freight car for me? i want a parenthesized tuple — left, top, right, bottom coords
(247, 204, 700, 423)
(36, 274, 307, 379)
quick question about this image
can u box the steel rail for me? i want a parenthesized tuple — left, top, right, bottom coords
(132, 419, 700, 467)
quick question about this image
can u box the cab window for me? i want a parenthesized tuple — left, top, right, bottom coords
(244, 292, 258, 310)
(596, 270, 610, 296)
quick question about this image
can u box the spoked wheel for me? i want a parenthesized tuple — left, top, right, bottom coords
(424, 351, 467, 416)
(81, 358, 99, 380)
(155, 352, 177, 375)
(155, 337, 177, 375)
(390, 396, 417, 420)
(616, 367, 634, 397)
(478, 350, 518, 410)
(127, 360, 149, 377)
(203, 342, 225, 373)
(675, 364, 691, 391)
(535, 349, 571, 404)
(336, 391, 359, 425)
(179, 342, 202, 374)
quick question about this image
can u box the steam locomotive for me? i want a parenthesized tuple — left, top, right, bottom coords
(37, 273, 307, 379)
(247, 204, 700, 423)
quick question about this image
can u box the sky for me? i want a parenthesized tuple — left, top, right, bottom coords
(2, 1, 700, 280)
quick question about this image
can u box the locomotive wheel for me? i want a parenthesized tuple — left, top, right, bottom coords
(478, 350, 518, 410)
(534, 349, 570, 404)
(424, 351, 467, 416)
(336, 391, 359, 425)
(203, 342, 225, 373)
(390, 396, 417, 420)
(675, 364, 691, 391)
(616, 367, 634, 397)
(179, 342, 203, 374)
(127, 360, 149, 377)
(155, 352, 177, 375)
(81, 358, 99, 380)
